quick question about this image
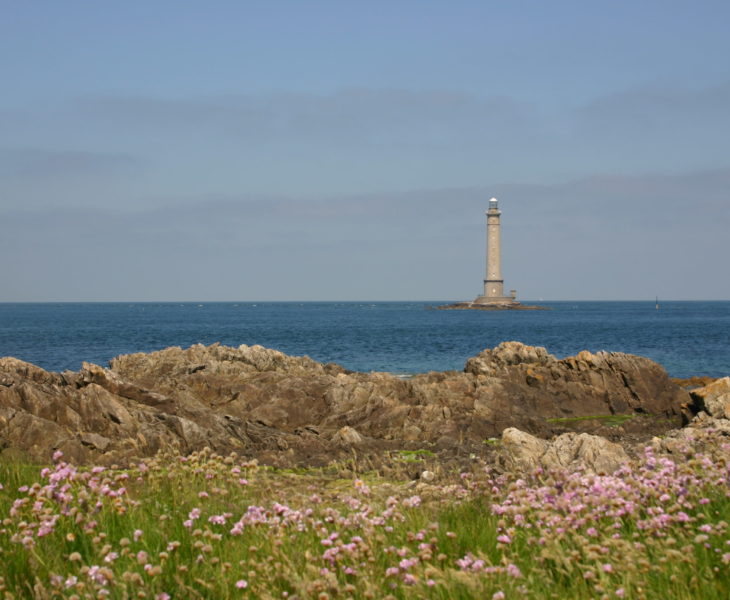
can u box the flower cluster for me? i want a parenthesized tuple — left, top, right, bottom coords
(0, 432, 728, 598)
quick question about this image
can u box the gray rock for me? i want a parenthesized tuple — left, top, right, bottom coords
(500, 427, 629, 474)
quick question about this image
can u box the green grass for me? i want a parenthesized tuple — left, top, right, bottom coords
(393, 449, 437, 463)
(0, 438, 729, 599)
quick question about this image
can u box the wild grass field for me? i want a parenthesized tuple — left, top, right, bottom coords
(1, 431, 729, 599)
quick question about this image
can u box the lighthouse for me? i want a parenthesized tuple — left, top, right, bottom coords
(474, 198, 517, 305)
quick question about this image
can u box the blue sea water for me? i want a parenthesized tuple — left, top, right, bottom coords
(0, 301, 728, 379)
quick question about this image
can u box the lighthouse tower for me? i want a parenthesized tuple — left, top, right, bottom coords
(474, 198, 517, 305)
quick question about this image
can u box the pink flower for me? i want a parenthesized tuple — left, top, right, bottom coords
(602, 563, 613, 573)
(235, 579, 248, 589)
(133, 529, 143, 541)
(497, 534, 512, 544)
(493, 592, 506, 600)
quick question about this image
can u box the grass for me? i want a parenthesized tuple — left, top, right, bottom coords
(393, 449, 437, 463)
(0, 430, 729, 599)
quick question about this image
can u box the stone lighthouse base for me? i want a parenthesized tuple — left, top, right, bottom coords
(472, 295, 517, 306)
(435, 299, 548, 311)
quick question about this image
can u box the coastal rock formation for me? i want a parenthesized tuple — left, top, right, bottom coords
(688, 376, 730, 419)
(465, 342, 691, 422)
(499, 427, 630, 474)
(0, 342, 691, 466)
(649, 377, 730, 457)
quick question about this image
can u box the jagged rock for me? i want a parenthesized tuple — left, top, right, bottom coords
(0, 342, 689, 466)
(79, 432, 112, 452)
(500, 427, 629, 474)
(652, 414, 730, 455)
(499, 428, 549, 472)
(541, 432, 629, 473)
(690, 377, 730, 419)
(332, 426, 364, 445)
(465, 342, 688, 422)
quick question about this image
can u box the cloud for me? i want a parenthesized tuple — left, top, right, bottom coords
(1, 167, 727, 301)
(578, 82, 730, 122)
(0, 148, 142, 179)
(76, 89, 541, 148)
(4, 82, 729, 208)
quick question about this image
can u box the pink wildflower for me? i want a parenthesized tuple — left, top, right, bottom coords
(402, 495, 422, 508)
(493, 592, 506, 600)
(497, 534, 512, 544)
(235, 579, 248, 589)
(507, 563, 522, 578)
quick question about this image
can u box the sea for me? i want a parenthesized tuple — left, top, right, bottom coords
(0, 301, 728, 379)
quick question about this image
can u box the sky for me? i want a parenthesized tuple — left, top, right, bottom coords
(1, 0, 729, 301)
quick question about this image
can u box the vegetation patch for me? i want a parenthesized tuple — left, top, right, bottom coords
(1, 433, 729, 599)
(393, 449, 437, 463)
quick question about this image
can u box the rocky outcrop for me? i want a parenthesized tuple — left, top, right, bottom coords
(650, 377, 730, 457)
(499, 427, 630, 474)
(466, 342, 689, 420)
(688, 376, 730, 419)
(0, 342, 690, 466)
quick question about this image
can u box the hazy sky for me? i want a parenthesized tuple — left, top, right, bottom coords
(2, 0, 729, 301)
